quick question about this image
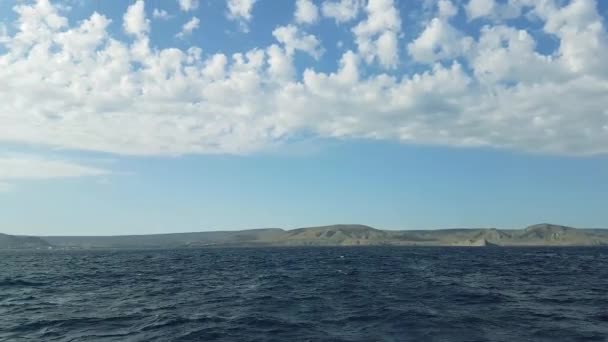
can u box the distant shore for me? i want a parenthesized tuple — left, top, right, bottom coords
(3, 223, 608, 250)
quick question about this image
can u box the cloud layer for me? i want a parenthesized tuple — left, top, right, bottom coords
(0, 0, 607, 156)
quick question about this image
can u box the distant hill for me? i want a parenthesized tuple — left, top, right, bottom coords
(2, 224, 608, 249)
(275, 225, 391, 246)
(42, 228, 284, 249)
(448, 224, 608, 247)
(0, 233, 51, 249)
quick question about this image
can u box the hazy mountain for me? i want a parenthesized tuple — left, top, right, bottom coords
(2, 224, 608, 249)
(42, 228, 284, 249)
(0, 233, 52, 249)
(269, 224, 608, 247)
(274, 225, 392, 246)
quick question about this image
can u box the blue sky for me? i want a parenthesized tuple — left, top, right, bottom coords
(1, 0, 607, 235)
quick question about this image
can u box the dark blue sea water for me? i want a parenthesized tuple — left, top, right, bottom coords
(1, 247, 608, 342)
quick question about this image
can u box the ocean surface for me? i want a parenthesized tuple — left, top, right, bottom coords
(1, 247, 608, 342)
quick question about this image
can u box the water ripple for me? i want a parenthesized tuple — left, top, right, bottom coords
(1, 247, 607, 341)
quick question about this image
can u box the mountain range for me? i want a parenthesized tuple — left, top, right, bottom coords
(2, 224, 608, 249)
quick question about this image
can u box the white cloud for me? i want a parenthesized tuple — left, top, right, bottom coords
(9, 0, 67, 50)
(466, 0, 527, 21)
(408, 18, 474, 64)
(153, 8, 171, 20)
(266, 44, 295, 81)
(272, 24, 324, 59)
(178, 0, 199, 12)
(352, 0, 401, 68)
(295, 0, 319, 24)
(227, 0, 257, 32)
(470, 25, 561, 84)
(0, 155, 109, 188)
(176, 16, 200, 38)
(123, 0, 149, 38)
(466, 0, 495, 20)
(322, 0, 362, 23)
(376, 30, 398, 68)
(0, 0, 608, 157)
(537, 0, 608, 75)
(438, 0, 458, 19)
(202, 53, 228, 80)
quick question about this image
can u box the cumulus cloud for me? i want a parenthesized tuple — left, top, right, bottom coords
(178, 0, 199, 12)
(537, 0, 608, 75)
(266, 44, 295, 81)
(295, 0, 319, 24)
(466, 0, 527, 21)
(227, 0, 257, 32)
(352, 0, 401, 68)
(123, 0, 149, 37)
(470, 25, 560, 84)
(272, 25, 324, 59)
(322, 0, 362, 23)
(0, 0, 608, 157)
(0, 154, 109, 189)
(153, 8, 171, 20)
(438, 0, 458, 19)
(408, 18, 474, 64)
(176, 16, 200, 38)
(466, 0, 495, 19)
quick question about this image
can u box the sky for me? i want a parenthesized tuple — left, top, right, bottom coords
(0, 0, 607, 236)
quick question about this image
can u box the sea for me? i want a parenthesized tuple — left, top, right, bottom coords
(1, 247, 608, 342)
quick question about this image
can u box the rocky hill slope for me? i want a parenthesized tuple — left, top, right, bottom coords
(2, 224, 607, 249)
(0, 233, 52, 249)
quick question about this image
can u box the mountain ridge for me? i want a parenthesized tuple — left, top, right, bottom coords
(0, 233, 52, 249)
(2, 224, 608, 249)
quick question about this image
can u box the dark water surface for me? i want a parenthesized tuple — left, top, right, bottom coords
(1, 247, 608, 341)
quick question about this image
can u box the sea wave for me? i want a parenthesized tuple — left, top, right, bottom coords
(1, 247, 607, 341)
